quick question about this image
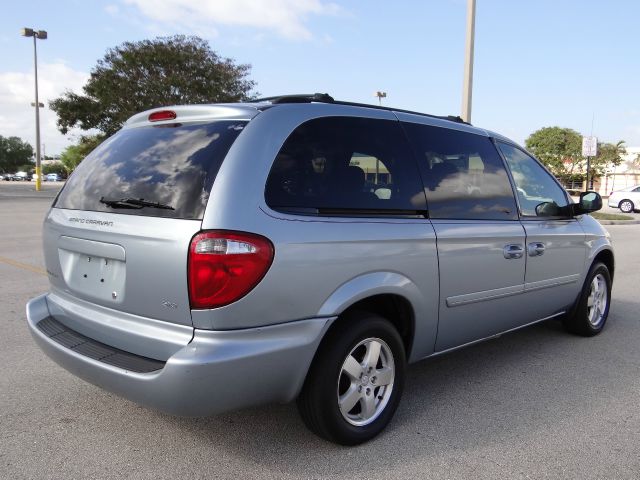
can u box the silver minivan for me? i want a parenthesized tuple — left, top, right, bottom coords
(27, 95, 613, 445)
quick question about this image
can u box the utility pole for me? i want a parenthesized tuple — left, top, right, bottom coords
(461, 0, 476, 123)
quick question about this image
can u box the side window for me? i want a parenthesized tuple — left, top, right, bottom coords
(496, 142, 569, 217)
(265, 117, 426, 213)
(401, 122, 518, 220)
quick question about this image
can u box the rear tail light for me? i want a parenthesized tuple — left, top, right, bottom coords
(188, 231, 274, 309)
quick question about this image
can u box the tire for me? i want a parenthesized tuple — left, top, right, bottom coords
(563, 262, 612, 336)
(619, 199, 634, 213)
(297, 311, 406, 445)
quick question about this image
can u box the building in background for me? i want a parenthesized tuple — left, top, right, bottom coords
(600, 147, 640, 195)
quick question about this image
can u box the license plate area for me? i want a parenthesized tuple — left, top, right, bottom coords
(58, 238, 126, 304)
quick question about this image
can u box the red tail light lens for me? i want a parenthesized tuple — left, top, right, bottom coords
(148, 110, 177, 122)
(188, 231, 274, 309)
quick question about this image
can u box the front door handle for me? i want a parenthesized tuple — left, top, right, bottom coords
(503, 244, 524, 259)
(528, 242, 546, 257)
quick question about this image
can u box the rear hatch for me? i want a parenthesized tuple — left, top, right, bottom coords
(44, 109, 252, 326)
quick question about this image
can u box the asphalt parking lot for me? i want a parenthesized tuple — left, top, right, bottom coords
(1, 182, 639, 479)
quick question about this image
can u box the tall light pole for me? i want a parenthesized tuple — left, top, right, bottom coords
(373, 91, 387, 182)
(461, 0, 476, 123)
(21, 27, 47, 192)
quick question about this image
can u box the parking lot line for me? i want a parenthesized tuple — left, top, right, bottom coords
(0, 255, 46, 276)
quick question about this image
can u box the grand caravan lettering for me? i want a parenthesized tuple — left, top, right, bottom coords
(68, 217, 114, 227)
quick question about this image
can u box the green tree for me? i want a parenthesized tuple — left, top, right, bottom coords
(525, 127, 582, 183)
(525, 127, 625, 184)
(42, 162, 66, 176)
(597, 140, 627, 172)
(50, 35, 256, 136)
(0, 136, 34, 173)
(59, 135, 103, 174)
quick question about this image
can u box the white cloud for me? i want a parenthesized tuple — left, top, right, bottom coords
(123, 0, 341, 40)
(105, 4, 120, 15)
(0, 62, 88, 155)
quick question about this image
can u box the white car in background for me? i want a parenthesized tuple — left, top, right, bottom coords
(608, 185, 640, 213)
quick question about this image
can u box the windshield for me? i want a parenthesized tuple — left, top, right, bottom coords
(54, 120, 247, 219)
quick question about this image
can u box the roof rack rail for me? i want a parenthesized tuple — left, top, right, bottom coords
(250, 93, 469, 125)
(252, 93, 335, 104)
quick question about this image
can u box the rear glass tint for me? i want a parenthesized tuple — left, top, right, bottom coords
(265, 117, 427, 214)
(402, 122, 518, 220)
(54, 121, 247, 219)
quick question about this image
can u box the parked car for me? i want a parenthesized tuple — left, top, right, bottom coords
(26, 95, 614, 445)
(608, 185, 640, 213)
(6, 172, 27, 181)
(46, 173, 60, 182)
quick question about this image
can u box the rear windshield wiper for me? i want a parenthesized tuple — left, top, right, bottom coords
(99, 197, 175, 210)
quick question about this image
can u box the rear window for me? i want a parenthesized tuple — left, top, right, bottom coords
(54, 121, 247, 219)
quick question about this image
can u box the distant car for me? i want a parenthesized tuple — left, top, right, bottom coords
(608, 185, 640, 213)
(46, 173, 60, 182)
(8, 173, 25, 181)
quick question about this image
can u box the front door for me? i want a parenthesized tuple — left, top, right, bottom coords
(496, 142, 587, 319)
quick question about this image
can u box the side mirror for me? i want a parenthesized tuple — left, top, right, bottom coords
(573, 191, 602, 215)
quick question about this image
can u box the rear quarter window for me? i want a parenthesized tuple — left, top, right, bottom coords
(265, 116, 427, 214)
(54, 121, 247, 219)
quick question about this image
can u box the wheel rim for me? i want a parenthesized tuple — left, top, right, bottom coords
(337, 337, 395, 427)
(621, 201, 632, 212)
(587, 273, 608, 327)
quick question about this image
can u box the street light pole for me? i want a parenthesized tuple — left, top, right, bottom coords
(32, 33, 42, 191)
(375, 91, 387, 105)
(21, 27, 47, 192)
(461, 0, 476, 123)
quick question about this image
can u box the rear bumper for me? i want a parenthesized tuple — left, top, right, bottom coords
(607, 199, 619, 208)
(26, 294, 334, 416)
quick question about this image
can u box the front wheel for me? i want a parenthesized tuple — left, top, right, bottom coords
(619, 199, 634, 213)
(564, 262, 612, 336)
(297, 312, 406, 445)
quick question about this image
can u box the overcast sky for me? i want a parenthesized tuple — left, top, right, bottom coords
(1, 0, 639, 155)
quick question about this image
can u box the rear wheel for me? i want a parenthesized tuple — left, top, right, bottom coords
(619, 199, 634, 213)
(297, 312, 405, 445)
(564, 262, 611, 336)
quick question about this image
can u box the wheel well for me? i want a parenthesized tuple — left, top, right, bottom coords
(333, 294, 415, 359)
(594, 249, 615, 281)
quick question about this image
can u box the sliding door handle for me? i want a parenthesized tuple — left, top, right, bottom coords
(503, 244, 524, 259)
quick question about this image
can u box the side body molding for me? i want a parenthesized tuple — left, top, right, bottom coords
(317, 271, 439, 362)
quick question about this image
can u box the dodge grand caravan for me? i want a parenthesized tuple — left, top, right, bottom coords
(27, 94, 613, 445)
